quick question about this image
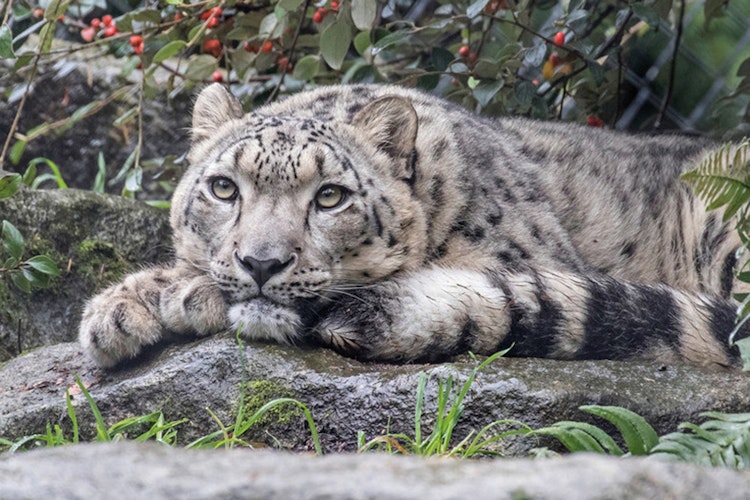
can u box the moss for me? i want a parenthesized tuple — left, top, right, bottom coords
(73, 240, 132, 287)
(236, 380, 301, 428)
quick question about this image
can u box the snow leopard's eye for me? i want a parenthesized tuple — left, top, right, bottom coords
(210, 177, 238, 201)
(315, 185, 347, 210)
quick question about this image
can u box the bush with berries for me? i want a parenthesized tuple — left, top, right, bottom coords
(1, 0, 748, 193)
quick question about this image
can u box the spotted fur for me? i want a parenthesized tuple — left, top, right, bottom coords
(79, 83, 749, 369)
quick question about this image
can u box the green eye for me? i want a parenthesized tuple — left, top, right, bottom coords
(210, 177, 238, 201)
(315, 185, 346, 209)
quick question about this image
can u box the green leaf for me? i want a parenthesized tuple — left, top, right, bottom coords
(44, 0, 70, 21)
(9, 140, 27, 165)
(353, 31, 371, 57)
(351, 0, 377, 30)
(10, 270, 31, 293)
(473, 79, 504, 107)
(22, 164, 37, 186)
(183, 54, 218, 81)
(153, 40, 186, 64)
(320, 21, 352, 71)
(0, 174, 21, 199)
(467, 0, 490, 19)
(580, 405, 659, 455)
(734, 336, 750, 372)
(93, 153, 106, 193)
(292, 54, 320, 81)
(0, 24, 15, 59)
(2, 220, 25, 261)
(371, 29, 411, 54)
(26, 255, 61, 277)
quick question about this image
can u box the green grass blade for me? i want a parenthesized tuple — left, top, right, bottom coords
(75, 375, 110, 442)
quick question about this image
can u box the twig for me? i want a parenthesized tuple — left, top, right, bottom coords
(266, 0, 312, 103)
(654, 0, 684, 129)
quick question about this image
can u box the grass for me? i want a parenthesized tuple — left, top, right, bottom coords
(357, 347, 530, 458)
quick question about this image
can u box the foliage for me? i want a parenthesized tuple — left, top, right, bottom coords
(535, 405, 750, 470)
(0, 171, 61, 293)
(530, 405, 658, 456)
(2, 0, 748, 193)
(681, 140, 750, 369)
(356, 348, 530, 457)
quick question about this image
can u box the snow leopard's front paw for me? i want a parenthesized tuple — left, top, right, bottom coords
(160, 274, 227, 336)
(79, 270, 166, 368)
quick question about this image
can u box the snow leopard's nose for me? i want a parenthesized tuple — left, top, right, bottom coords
(236, 254, 294, 288)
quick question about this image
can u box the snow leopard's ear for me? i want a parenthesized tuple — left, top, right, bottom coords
(352, 96, 418, 179)
(191, 84, 244, 144)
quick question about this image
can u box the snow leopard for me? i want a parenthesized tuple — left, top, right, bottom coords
(79, 83, 749, 369)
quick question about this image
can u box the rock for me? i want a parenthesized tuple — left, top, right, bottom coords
(0, 185, 170, 359)
(2, 335, 750, 456)
(1, 441, 750, 499)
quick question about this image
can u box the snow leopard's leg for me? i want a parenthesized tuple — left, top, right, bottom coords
(79, 264, 226, 367)
(314, 268, 746, 368)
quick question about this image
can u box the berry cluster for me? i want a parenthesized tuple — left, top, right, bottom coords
(80, 14, 118, 42)
(312, 1, 339, 23)
(200, 7, 222, 29)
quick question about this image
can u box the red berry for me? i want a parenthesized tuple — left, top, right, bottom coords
(103, 26, 117, 37)
(133, 42, 144, 55)
(137, 62, 143, 70)
(102, 14, 113, 27)
(201, 7, 222, 20)
(312, 10, 324, 23)
(467, 52, 478, 63)
(90, 18, 101, 29)
(586, 115, 605, 127)
(33, 8, 44, 17)
(277, 56, 289, 68)
(206, 17, 219, 28)
(331, 1, 339, 9)
(80, 26, 96, 42)
(243, 42, 259, 53)
(212, 71, 223, 82)
(203, 39, 222, 58)
(554, 31, 565, 46)
(458, 45, 469, 57)
(129, 35, 143, 47)
(261, 40, 273, 53)
(58, 15, 65, 22)
(549, 53, 562, 67)
(174, 13, 183, 22)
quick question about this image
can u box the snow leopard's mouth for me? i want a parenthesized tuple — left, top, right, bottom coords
(226, 297, 303, 344)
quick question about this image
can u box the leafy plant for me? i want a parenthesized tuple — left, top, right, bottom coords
(651, 411, 750, 468)
(535, 405, 750, 470)
(0, 171, 61, 292)
(3, 0, 748, 192)
(357, 348, 529, 457)
(530, 405, 658, 456)
(682, 140, 750, 369)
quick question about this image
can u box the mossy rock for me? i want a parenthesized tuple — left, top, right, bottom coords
(0, 183, 171, 361)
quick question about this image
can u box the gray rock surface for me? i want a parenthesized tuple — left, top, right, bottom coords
(2, 441, 750, 499)
(2, 334, 750, 455)
(0, 184, 170, 360)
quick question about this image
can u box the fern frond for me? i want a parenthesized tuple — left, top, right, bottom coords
(650, 412, 750, 468)
(682, 139, 750, 220)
